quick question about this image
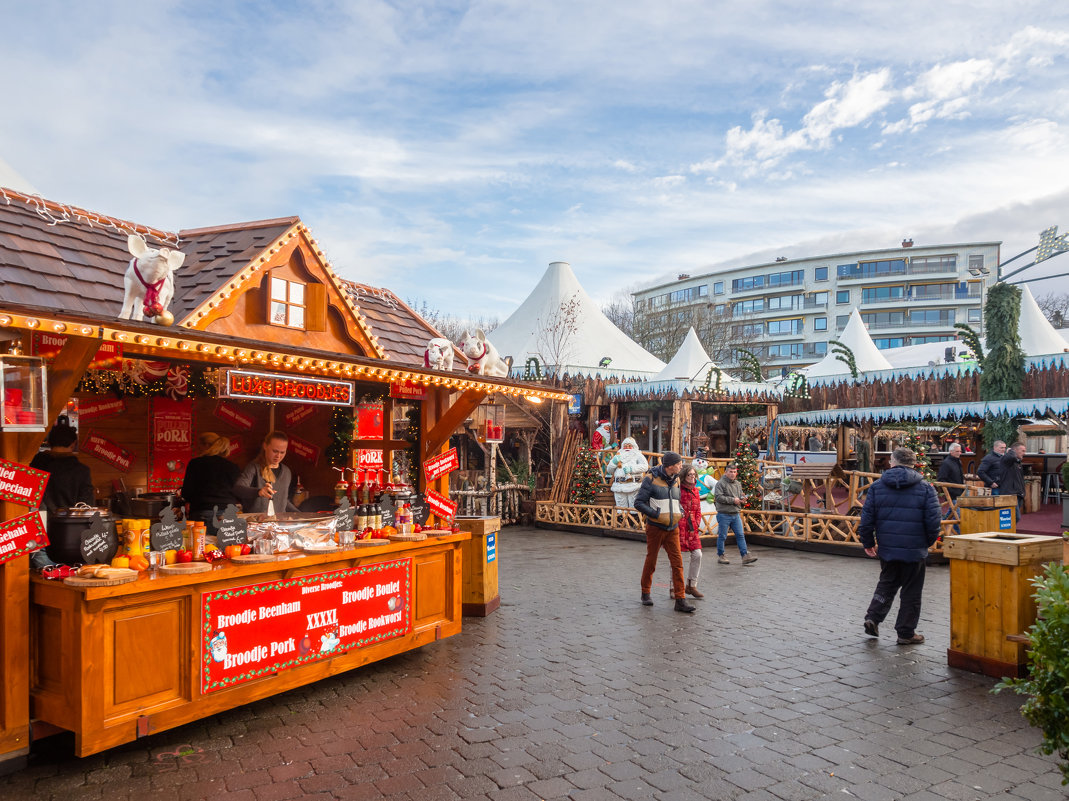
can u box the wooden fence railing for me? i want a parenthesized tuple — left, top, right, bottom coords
(535, 501, 956, 555)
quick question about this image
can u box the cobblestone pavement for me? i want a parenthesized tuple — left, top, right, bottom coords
(2, 528, 1063, 800)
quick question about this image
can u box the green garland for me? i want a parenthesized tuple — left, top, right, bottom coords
(326, 406, 355, 468)
(829, 339, 859, 379)
(980, 283, 1025, 402)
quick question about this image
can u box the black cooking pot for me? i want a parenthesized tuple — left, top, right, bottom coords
(46, 506, 117, 564)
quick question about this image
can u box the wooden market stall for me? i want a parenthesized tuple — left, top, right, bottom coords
(0, 189, 568, 764)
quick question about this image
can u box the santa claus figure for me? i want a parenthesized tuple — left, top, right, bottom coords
(591, 420, 613, 451)
(604, 437, 649, 509)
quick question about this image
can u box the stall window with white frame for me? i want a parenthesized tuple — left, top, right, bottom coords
(270, 275, 306, 329)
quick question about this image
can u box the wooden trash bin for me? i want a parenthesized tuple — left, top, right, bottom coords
(944, 531, 1063, 678)
(1024, 475, 1042, 514)
(957, 494, 1016, 535)
(455, 516, 501, 616)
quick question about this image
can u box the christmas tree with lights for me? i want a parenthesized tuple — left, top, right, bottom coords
(903, 426, 935, 481)
(732, 440, 762, 508)
(569, 445, 601, 505)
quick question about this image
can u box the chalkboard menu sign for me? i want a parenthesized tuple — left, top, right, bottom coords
(379, 501, 395, 529)
(333, 498, 355, 532)
(80, 512, 119, 564)
(150, 507, 185, 552)
(213, 505, 249, 548)
(408, 494, 429, 527)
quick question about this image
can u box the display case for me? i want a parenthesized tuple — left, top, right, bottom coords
(0, 355, 47, 431)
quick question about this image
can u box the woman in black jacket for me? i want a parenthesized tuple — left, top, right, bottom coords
(181, 432, 240, 532)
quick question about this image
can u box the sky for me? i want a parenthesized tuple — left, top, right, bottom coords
(2, 1, 1069, 321)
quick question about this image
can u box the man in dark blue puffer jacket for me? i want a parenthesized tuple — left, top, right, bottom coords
(858, 447, 942, 645)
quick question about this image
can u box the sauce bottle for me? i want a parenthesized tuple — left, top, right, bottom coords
(192, 522, 206, 560)
(355, 505, 368, 532)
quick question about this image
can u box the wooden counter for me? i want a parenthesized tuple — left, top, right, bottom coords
(30, 533, 469, 757)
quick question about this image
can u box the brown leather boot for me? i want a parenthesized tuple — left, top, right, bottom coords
(686, 583, 704, 599)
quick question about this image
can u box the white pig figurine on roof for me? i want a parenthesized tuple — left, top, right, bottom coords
(119, 234, 185, 324)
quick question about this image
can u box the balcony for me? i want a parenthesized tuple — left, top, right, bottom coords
(908, 287, 982, 302)
(837, 314, 956, 332)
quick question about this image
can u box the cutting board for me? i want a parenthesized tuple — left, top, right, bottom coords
(388, 532, 428, 542)
(230, 553, 278, 563)
(158, 562, 212, 575)
(64, 569, 140, 587)
(350, 538, 391, 547)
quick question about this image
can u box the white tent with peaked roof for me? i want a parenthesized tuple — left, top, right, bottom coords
(653, 327, 728, 383)
(1019, 284, 1069, 356)
(489, 261, 665, 376)
(804, 307, 892, 378)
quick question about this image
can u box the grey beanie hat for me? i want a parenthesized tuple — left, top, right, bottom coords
(661, 451, 683, 467)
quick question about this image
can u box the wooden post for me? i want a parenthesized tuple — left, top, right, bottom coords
(671, 399, 691, 455)
(1, 331, 99, 769)
(549, 399, 568, 482)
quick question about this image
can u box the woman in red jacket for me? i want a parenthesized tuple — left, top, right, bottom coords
(678, 464, 705, 599)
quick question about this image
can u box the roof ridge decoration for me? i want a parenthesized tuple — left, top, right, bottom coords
(0, 185, 178, 246)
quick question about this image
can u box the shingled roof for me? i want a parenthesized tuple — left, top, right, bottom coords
(342, 281, 460, 367)
(0, 187, 171, 315)
(0, 188, 425, 362)
(171, 217, 299, 322)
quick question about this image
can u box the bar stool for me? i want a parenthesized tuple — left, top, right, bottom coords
(1042, 470, 1062, 504)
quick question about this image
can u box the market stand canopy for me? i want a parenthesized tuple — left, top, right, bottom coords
(490, 261, 665, 378)
(803, 308, 892, 379)
(653, 328, 728, 383)
(1019, 285, 1069, 358)
(776, 397, 1069, 427)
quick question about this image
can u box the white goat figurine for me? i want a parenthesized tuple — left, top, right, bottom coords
(119, 234, 185, 322)
(424, 337, 455, 371)
(461, 329, 512, 377)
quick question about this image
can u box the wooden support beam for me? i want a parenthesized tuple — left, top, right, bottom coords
(16, 334, 100, 464)
(422, 389, 486, 460)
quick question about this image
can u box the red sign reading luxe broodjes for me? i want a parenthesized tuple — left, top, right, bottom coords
(0, 511, 49, 566)
(224, 370, 354, 406)
(201, 560, 411, 694)
(0, 457, 49, 508)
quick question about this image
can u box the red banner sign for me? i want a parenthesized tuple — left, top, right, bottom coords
(288, 435, 320, 464)
(0, 511, 48, 565)
(357, 449, 384, 470)
(82, 430, 135, 472)
(224, 370, 354, 406)
(423, 448, 459, 483)
(390, 381, 427, 401)
(0, 457, 49, 508)
(214, 401, 256, 431)
(201, 559, 412, 694)
(149, 397, 193, 492)
(283, 404, 316, 428)
(31, 333, 122, 368)
(426, 489, 457, 521)
(357, 403, 384, 439)
(78, 396, 127, 422)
